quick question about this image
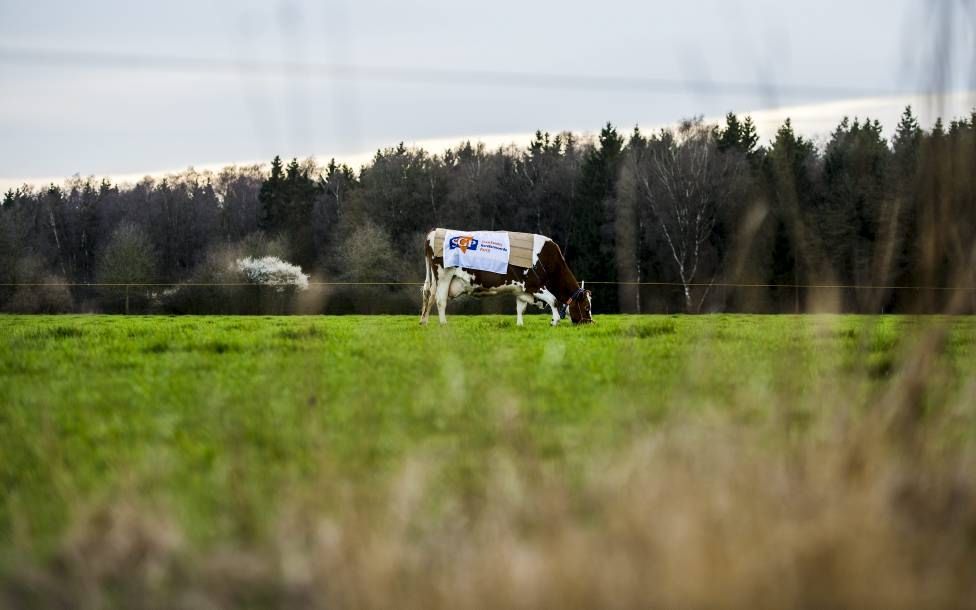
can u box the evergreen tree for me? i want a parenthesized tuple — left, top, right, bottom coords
(284, 159, 321, 267)
(716, 112, 741, 151)
(717, 113, 760, 162)
(257, 156, 321, 267)
(762, 119, 820, 310)
(889, 106, 924, 308)
(741, 117, 760, 158)
(258, 156, 285, 232)
(892, 106, 922, 182)
(570, 123, 624, 302)
(78, 180, 100, 281)
(820, 116, 890, 303)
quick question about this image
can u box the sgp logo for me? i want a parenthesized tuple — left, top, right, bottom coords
(448, 235, 479, 253)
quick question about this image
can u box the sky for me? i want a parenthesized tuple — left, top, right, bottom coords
(0, 0, 974, 190)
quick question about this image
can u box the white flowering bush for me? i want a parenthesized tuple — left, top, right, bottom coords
(235, 257, 309, 293)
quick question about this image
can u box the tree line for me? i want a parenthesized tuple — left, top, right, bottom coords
(1, 106, 974, 314)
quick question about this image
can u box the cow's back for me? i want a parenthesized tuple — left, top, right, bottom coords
(430, 228, 547, 270)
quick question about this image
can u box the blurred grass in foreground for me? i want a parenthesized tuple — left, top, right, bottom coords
(1, 314, 975, 608)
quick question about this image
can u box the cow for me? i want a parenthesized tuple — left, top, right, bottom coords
(420, 228, 593, 326)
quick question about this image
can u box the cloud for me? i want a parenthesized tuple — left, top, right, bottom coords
(2, 91, 973, 194)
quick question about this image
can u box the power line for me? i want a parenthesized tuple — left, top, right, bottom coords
(0, 45, 899, 99)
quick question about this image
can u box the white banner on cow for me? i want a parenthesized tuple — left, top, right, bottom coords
(442, 230, 511, 274)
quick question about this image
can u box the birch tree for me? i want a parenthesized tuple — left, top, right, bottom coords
(631, 119, 739, 312)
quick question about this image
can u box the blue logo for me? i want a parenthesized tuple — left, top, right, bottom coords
(448, 235, 479, 253)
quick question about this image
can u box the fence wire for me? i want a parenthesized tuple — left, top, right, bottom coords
(2, 282, 975, 291)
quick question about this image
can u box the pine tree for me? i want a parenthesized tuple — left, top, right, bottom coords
(892, 106, 922, 179)
(820, 115, 891, 304)
(717, 113, 759, 160)
(259, 156, 285, 232)
(282, 158, 321, 267)
(763, 118, 820, 310)
(717, 112, 742, 152)
(256, 156, 323, 267)
(741, 116, 759, 156)
(571, 123, 624, 302)
(889, 106, 924, 308)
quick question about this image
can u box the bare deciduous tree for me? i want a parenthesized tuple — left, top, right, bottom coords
(630, 119, 741, 312)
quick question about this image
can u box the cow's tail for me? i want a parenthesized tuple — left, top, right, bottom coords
(420, 230, 435, 322)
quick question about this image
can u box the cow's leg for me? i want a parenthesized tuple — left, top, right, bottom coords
(516, 297, 528, 326)
(420, 266, 437, 325)
(534, 289, 561, 326)
(419, 296, 429, 324)
(420, 289, 434, 325)
(435, 269, 452, 325)
(550, 304, 561, 326)
(422, 287, 437, 325)
(420, 278, 431, 325)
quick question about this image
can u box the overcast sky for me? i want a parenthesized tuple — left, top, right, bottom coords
(1, 0, 974, 188)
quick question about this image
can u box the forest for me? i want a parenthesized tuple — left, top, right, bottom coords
(1, 106, 974, 314)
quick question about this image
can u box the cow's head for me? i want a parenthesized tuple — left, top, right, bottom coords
(567, 281, 593, 325)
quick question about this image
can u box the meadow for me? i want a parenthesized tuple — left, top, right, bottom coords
(1, 314, 975, 608)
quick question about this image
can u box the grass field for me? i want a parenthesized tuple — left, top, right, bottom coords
(2, 314, 976, 608)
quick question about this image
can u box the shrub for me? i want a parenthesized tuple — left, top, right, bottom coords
(235, 256, 309, 293)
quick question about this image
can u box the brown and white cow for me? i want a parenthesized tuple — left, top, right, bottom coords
(420, 228, 593, 326)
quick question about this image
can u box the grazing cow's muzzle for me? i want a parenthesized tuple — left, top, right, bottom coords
(567, 287, 594, 325)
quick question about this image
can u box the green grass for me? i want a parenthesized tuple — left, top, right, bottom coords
(1, 314, 975, 559)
